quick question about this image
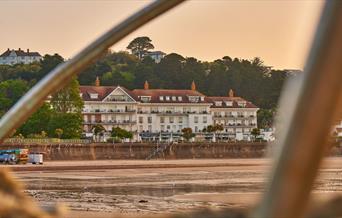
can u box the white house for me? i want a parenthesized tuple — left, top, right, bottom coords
(0, 48, 42, 65)
(144, 51, 165, 63)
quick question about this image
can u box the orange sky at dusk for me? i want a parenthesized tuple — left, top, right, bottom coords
(0, 0, 323, 70)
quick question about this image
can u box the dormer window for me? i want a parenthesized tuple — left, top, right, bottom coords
(225, 101, 233, 106)
(200, 96, 205, 101)
(166, 96, 170, 101)
(238, 101, 246, 107)
(140, 96, 151, 103)
(172, 96, 176, 101)
(178, 96, 182, 101)
(90, 93, 98, 99)
(188, 96, 200, 103)
(79, 93, 83, 98)
(215, 101, 222, 106)
(159, 96, 164, 101)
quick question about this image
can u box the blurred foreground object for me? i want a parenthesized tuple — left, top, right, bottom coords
(0, 0, 341, 217)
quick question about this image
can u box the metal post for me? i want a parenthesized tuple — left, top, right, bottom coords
(253, 1, 342, 217)
(0, 0, 185, 142)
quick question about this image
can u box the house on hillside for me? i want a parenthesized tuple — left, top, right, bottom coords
(0, 48, 42, 65)
(143, 51, 165, 63)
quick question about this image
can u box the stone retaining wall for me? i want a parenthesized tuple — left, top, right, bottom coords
(0, 142, 340, 161)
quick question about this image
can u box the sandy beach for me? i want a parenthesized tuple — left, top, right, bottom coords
(5, 158, 342, 218)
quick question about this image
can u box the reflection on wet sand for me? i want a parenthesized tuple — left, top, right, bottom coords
(12, 158, 342, 217)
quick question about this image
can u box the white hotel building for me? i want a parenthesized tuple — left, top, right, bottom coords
(80, 78, 258, 142)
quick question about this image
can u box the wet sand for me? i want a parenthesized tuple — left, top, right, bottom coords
(7, 158, 342, 218)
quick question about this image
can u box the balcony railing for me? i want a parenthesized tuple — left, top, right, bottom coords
(82, 109, 136, 114)
(138, 110, 209, 115)
(84, 120, 136, 125)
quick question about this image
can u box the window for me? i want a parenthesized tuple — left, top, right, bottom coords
(160, 117, 165, 123)
(90, 93, 98, 99)
(195, 126, 198, 132)
(215, 101, 222, 106)
(161, 125, 165, 131)
(159, 96, 164, 101)
(203, 116, 207, 123)
(194, 116, 199, 123)
(238, 101, 246, 107)
(148, 125, 152, 132)
(140, 96, 151, 103)
(148, 117, 152, 123)
(165, 96, 170, 101)
(139, 117, 143, 124)
(170, 117, 174, 123)
(178, 117, 183, 123)
(225, 101, 233, 106)
(188, 96, 200, 102)
(200, 96, 205, 101)
(179, 125, 183, 130)
(172, 96, 176, 101)
(178, 96, 182, 101)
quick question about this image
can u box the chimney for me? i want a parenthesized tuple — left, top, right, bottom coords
(95, 76, 100, 86)
(27, 49, 30, 53)
(18, 48, 21, 51)
(144, 81, 149, 90)
(7, 48, 10, 51)
(228, 89, 234, 97)
(191, 80, 196, 91)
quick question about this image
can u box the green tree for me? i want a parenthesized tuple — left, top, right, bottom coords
(50, 76, 83, 113)
(17, 103, 52, 137)
(251, 128, 261, 141)
(111, 127, 133, 141)
(48, 76, 83, 139)
(257, 109, 275, 129)
(127, 36, 154, 60)
(0, 79, 29, 116)
(48, 113, 83, 139)
(55, 128, 63, 139)
(181, 128, 195, 142)
(92, 124, 106, 142)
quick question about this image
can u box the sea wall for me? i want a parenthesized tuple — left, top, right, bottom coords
(0, 142, 340, 161)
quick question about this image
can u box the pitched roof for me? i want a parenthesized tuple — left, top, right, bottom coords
(0, 49, 42, 58)
(207, 96, 258, 108)
(79, 86, 138, 101)
(131, 89, 210, 103)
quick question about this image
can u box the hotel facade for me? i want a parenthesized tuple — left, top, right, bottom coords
(80, 78, 259, 142)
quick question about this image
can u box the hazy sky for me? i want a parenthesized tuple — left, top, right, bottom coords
(0, 0, 323, 70)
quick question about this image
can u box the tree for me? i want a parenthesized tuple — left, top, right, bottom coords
(92, 124, 106, 142)
(17, 103, 52, 137)
(55, 128, 63, 139)
(181, 128, 195, 142)
(0, 79, 29, 117)
(48, 76, 83, 139)
(48, 113, 83, 139)
(50, 76, 83, 113)
(111, 127, 133, 142)
(251, 128, 261, 141)
(127, 36, 154, 60)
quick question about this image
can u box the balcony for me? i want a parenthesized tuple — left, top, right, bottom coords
(225, 123, 257, 128)
(82, 109, 136, 114)
(83, 120, 136, 125)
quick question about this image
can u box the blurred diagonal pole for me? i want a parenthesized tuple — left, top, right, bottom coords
(0, 0, 185, 142)
(253, 1, 342, 218)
